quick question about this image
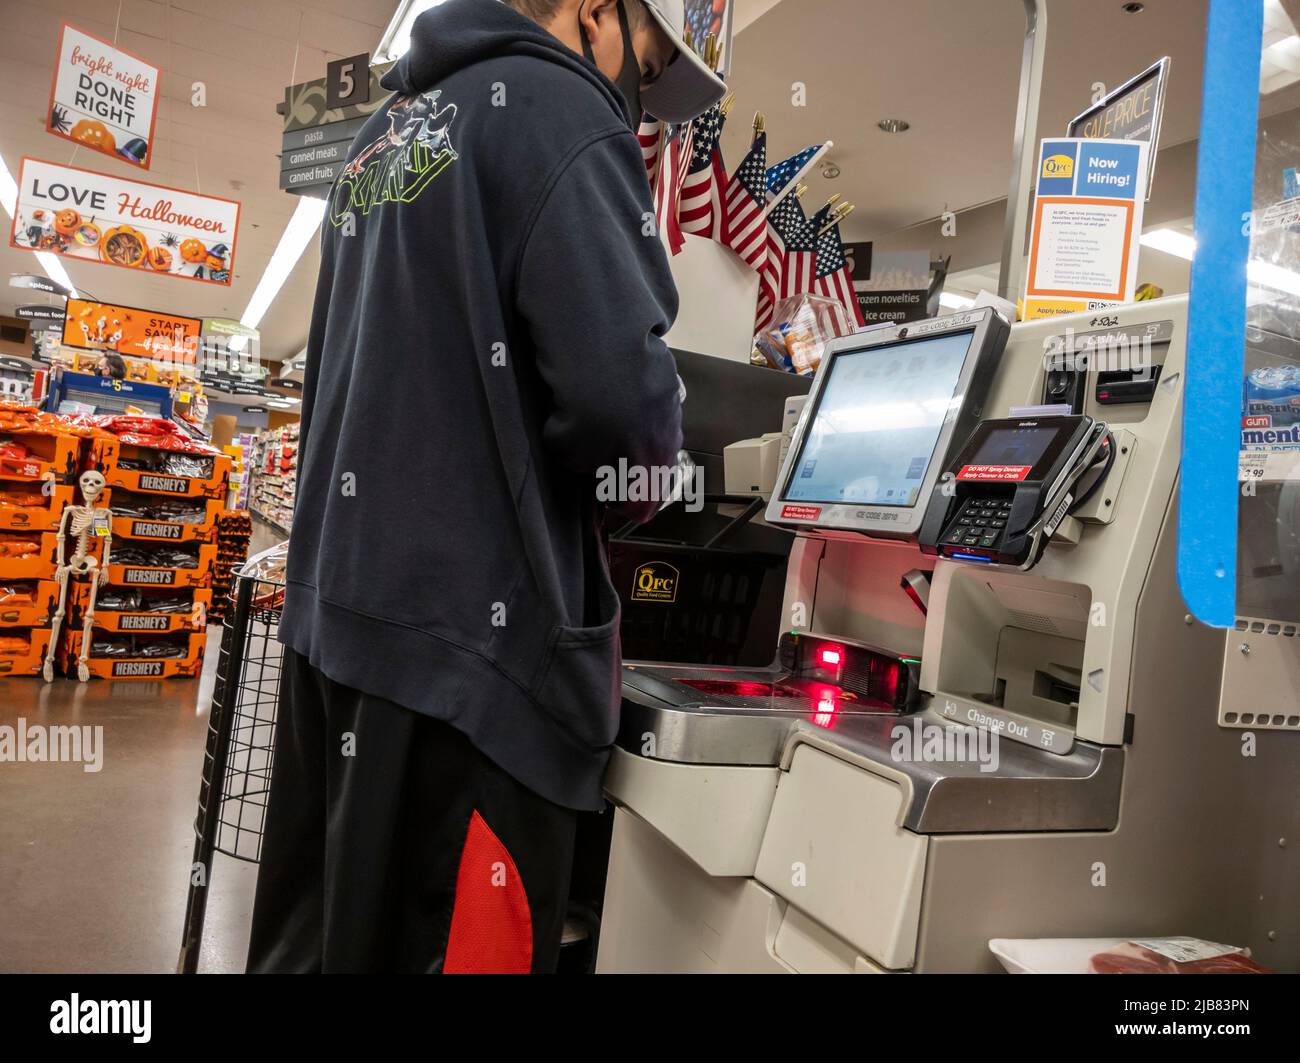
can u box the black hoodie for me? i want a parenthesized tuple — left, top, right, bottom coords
(279, 0, 683, 810)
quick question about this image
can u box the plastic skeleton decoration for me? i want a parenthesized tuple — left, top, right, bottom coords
(79, 314, 124, 350)
(43, 470, 113, 683)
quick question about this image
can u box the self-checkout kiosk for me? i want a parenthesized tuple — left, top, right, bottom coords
(596, 295, 1300, 974)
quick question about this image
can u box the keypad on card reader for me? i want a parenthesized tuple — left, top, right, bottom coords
(942, 496, 1011, 549)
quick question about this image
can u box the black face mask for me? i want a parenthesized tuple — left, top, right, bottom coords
(580, 0, 642, 126)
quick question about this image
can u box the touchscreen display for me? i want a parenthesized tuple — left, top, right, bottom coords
(784, 330, 975, 507)
(970, 426, 1056, 470)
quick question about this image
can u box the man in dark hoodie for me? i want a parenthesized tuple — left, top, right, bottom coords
(246, 0, 724, 973)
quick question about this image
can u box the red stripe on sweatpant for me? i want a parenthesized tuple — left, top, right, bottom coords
(443, 809, 533, 974)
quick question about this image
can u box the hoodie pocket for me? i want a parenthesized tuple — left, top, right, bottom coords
(533, 570, 622, 749)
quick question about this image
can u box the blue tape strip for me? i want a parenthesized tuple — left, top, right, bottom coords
(1179, 0, 1263, 628)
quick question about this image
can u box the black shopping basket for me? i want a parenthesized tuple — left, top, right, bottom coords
(177, 561, 285, 974)
(608, 494, 792, 667)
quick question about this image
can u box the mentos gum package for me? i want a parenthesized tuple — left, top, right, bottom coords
(1242, 365, 1300, 449)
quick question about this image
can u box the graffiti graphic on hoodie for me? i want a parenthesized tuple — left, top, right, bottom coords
(330, 89, 459, 226)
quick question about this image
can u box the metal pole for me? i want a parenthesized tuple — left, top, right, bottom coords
(176, 574, 254, 973)
(999, 0, 1049, 303)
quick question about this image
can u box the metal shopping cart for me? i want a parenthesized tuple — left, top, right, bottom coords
(177, 559, 285, 974)
(174, 548, 605, 973)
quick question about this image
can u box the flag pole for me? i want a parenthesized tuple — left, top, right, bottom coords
(762, 140, 833, 220)
(817, 202, 854, 237)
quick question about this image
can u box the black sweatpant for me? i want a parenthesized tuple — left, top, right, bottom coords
(246, 648, 578, 973)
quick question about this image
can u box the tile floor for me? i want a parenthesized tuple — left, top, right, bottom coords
(0, 522, 284, 973)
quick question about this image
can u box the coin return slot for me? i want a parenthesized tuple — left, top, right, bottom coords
(1032, 666, 1081, 707)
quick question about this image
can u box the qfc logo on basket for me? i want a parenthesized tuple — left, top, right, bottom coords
(632, 562, 679, 604)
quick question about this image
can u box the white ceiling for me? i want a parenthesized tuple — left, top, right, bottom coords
(723, 0, 1210, 240)
(0, 0, 1215, 361)
(0, 0, 395, 360)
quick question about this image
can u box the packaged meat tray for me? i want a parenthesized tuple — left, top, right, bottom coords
(989, 937, 1273, 974)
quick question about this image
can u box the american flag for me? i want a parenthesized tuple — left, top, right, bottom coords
(813, 214, 865, 328)
(809, 201, 837, 232)
(655, 120, 696, 256)
(722, 128, 767, 269)
(678, 99, 728, 238)
(755, 194, 818, 333)
(636, 112, 664, 188)
(766, 145, 822, 198)
(684, 0, 724, 46)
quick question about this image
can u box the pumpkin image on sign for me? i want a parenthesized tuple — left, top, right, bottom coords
(99, 226, 147, 268)
(145, 246, 173, 272)
(179, 238, 206, 264)
(70, 119, 116, 155)
(74, 221, 101, 248)
(53, 210, 81, 237)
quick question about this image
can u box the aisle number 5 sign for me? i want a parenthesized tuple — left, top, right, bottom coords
(326, 54, 371, 110)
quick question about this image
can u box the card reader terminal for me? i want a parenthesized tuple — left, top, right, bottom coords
(919, 415, 1109, 569)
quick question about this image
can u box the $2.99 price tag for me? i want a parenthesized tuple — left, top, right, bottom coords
(1238, 452, 1267, 482)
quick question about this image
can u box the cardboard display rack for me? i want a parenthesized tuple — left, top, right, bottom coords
(210, 509, 251, 622)
(109, 497, 223, 545)
(0, 626, 54, 676)
(0, 580, 60, 628)
(60, 630, 205, 680)
(73, 584, 212, 634)
(103, 542, 217, 589)
(86, 435, 120, 475)
(0, 431, 83, 483)
(103, 451, 232, 501)
(0, 484, 79, 532)
(0, 530, 61, 581)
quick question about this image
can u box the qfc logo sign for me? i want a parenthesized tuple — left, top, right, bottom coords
(1041, 153, 1074, 179)
(1037, 141, 1079, 196)
(631, 561, 679, 604)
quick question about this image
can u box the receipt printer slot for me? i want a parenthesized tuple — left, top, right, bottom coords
(1096, 364, 1162, 405)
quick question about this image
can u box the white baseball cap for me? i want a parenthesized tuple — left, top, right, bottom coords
(638, 0, 727, 124)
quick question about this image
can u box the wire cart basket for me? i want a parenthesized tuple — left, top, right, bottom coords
(177, 560, 286, 974)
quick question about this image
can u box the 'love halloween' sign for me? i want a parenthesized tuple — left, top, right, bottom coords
(9, 158, 241, 287)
